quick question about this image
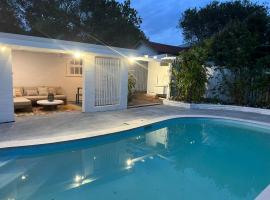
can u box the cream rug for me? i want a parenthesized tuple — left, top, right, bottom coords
(15, 104, 82, 117)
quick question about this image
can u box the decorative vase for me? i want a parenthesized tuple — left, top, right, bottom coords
(48, 93, 55, 102)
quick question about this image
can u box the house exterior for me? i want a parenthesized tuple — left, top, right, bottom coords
(0, 32, 142, 123)
(0, 33, 189, 124)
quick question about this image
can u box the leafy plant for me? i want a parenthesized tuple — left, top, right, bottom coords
(128, 73, 136, 102)
(170, 44, 209, 102)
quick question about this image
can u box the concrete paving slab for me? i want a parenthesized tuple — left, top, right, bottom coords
(0, 105, 270, 148)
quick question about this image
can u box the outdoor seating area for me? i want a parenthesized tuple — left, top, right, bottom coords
(13, 86, 70, 115)
(8, 47, 84, 117)
(13, 86, 67, 109)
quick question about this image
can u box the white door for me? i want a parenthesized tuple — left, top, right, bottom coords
(95, 57, 121, 106)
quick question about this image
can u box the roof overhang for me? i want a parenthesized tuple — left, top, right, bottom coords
(0, 32, 139, 58)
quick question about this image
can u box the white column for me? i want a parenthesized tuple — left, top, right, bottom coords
(166, 63, 172, 99)
(82, 54, 95, 112)
(0, 47, 14, 123)
(119, 59, 128, 109)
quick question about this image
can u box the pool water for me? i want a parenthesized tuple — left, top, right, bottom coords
(1, 118, 270, 200)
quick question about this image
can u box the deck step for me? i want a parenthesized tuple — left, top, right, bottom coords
(128, 92, 162, 107)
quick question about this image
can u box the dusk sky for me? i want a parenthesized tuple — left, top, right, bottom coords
(118, 0, 268, 46)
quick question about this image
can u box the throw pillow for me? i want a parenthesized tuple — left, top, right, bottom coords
(38, 87, 48, 96)
(26, 89, 38, 96)
(14, 88, 22, 97)
(56, 87, 64, 95)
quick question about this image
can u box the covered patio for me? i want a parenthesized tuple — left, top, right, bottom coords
(0, 32, 139, 123)
(0, 32, 175, 123)
(12, 49, 83, 115)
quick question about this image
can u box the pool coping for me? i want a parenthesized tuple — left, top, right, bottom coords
(256, 184, 270, 200)
(163, 99, 270, 115)
(1, 114, 270, 149)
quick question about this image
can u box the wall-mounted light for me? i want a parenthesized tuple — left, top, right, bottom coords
(73, 51, 81, 59)
(1, 46, 6, 52)
(128, 56, 135, 64)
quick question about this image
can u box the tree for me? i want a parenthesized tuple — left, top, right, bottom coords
(210, 20, 270, 105)
(0, 0, 23, 34)
(0, 0, 145, 48)
(77, 0, 145, 48)
(179, 0, 269, 44)
(210, 21, 257, 104)
(211, 21, 258, 68)
(22, 0, 80, 40)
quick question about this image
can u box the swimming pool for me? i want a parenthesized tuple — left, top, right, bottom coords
(0, 117, 270, 200)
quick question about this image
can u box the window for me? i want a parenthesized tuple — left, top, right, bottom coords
(66, 58, 83, 76)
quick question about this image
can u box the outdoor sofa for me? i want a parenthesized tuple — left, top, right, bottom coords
(13, 86, 67, 110)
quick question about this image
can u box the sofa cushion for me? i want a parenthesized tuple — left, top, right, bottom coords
(55, 87, 64, 95)
(23, 87, 37, 95)
(55, 95, 67, 100)
(38, 87, 48, 96)
(14, 97, 31, 107)
(25, 89, 38, 96)
(24, 96, 47, 101)
(13, 87, 23, 97)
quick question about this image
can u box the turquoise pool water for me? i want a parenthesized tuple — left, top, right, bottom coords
(0, 118, 270, 200)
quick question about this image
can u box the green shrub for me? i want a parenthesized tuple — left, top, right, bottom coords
(170, 44, 208, 102)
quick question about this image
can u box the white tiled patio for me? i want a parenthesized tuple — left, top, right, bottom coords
(0, 105, 270, 149)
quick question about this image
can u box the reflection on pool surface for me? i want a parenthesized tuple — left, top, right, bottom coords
(0, 118, 270, 200)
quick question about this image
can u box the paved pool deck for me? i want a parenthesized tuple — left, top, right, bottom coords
(0, 105, 270, 148)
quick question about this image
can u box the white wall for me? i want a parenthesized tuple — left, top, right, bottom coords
(147, 60, 170, 95)
(0, 47, 14, 123)
(12, 50, 82, 101)
(206, 66, 231, 102)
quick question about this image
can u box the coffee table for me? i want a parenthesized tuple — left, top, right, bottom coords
(37, 100, 64, 110)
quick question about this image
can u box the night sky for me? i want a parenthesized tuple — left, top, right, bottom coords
(118, 0, 268, 46)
